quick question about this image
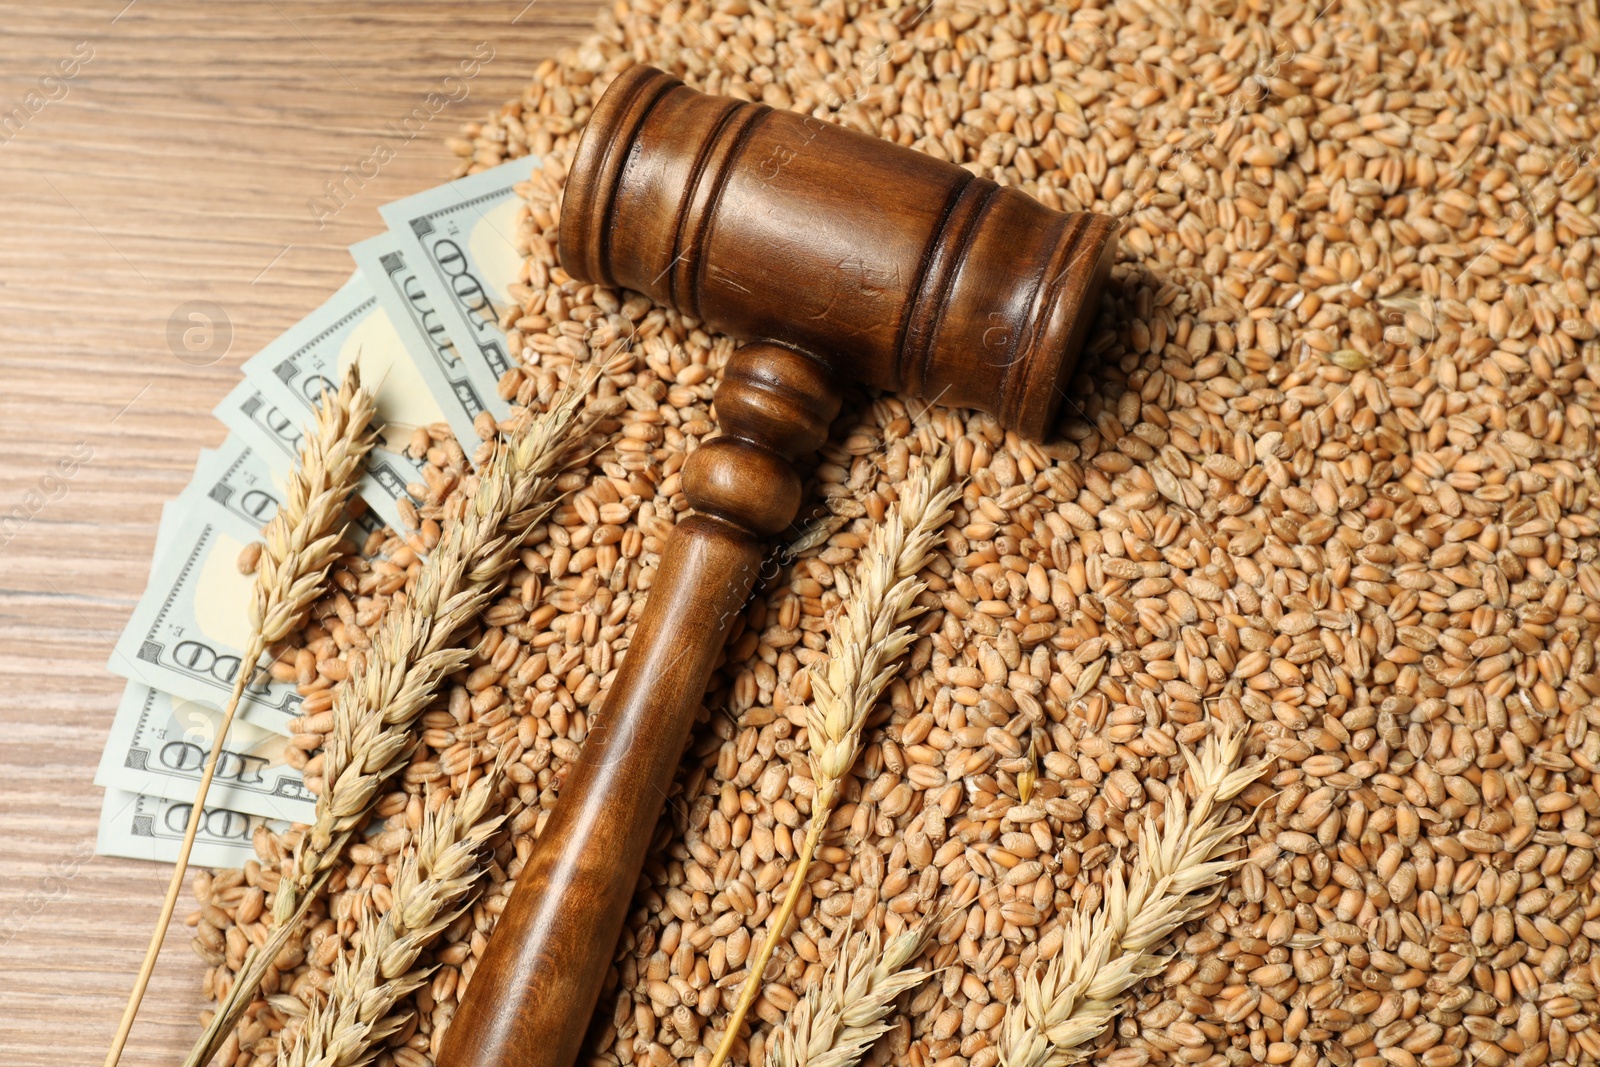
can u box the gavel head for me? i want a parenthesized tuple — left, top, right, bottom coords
(559, 65, 1117, 441)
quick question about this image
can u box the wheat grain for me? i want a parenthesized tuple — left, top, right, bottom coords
(281, 771, 505, 1067)
(998, 728, 1270, 1067)
(106, 365, 375, 1067)
(190, 0, 1600, 1061)
(184, 370, 598, 1067)
(767, 923, 933, 1067)
(709, 453, 959, 1067)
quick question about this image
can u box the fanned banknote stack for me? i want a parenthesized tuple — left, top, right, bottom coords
(96, 156, 540, 867)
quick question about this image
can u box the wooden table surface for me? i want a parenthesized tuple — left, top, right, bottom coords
(0, 3, 599, 1062)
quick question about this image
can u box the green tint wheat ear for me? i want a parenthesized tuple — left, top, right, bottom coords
(184, 367, 602, 1067)
(106, 364, 377, 1067)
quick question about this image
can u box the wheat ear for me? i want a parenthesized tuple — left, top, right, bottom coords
(768, 923, 933, 1067)
(281, 771, 506, 1067)
(105, 365, 375, 1067)
(709, 453, 959, 1067)
(998, 727, 1270, 1067)
(184, 369, 600, 1067)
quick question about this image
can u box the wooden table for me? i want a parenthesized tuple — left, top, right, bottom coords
(0, 3, 598, 1062)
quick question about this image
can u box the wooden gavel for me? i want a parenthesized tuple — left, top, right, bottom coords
(438, 64, 1117, 1067)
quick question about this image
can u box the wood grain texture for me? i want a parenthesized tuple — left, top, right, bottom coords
(557, 64, 1119, 440)
(0, 3, 598, 1064)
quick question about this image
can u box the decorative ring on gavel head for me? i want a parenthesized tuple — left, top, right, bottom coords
(559, 64, 1119, 440)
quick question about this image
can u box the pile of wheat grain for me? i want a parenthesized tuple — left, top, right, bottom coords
(187, 0, 1600, 1065)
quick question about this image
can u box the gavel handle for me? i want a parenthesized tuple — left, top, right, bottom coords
(438, 343, 840, 1067)
(438, 515, 763, 1067)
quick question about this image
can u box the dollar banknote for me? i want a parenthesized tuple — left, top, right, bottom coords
(194, 433, 380, 544)
(212, 376, 394, 528)
(108, 435, 329, 734)
(97, 788, 281, 867)
(214, 372, 415, 536)
(102, 492, 315, 820)
(350, 233, 493, 449)
(379, 155, 539, 407)
(214, 377, 309, 476)
(96, 682, 315, 822)
(231, 273, 463, 535)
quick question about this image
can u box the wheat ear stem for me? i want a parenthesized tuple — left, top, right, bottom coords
(997, 727, 1271, 1067)
(106, 365, 376, 1067)
(184, 369, 600, 1067)
(709, 453, 958, 1067)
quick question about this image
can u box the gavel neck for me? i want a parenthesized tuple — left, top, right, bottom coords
(680, 341, 841, 539)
